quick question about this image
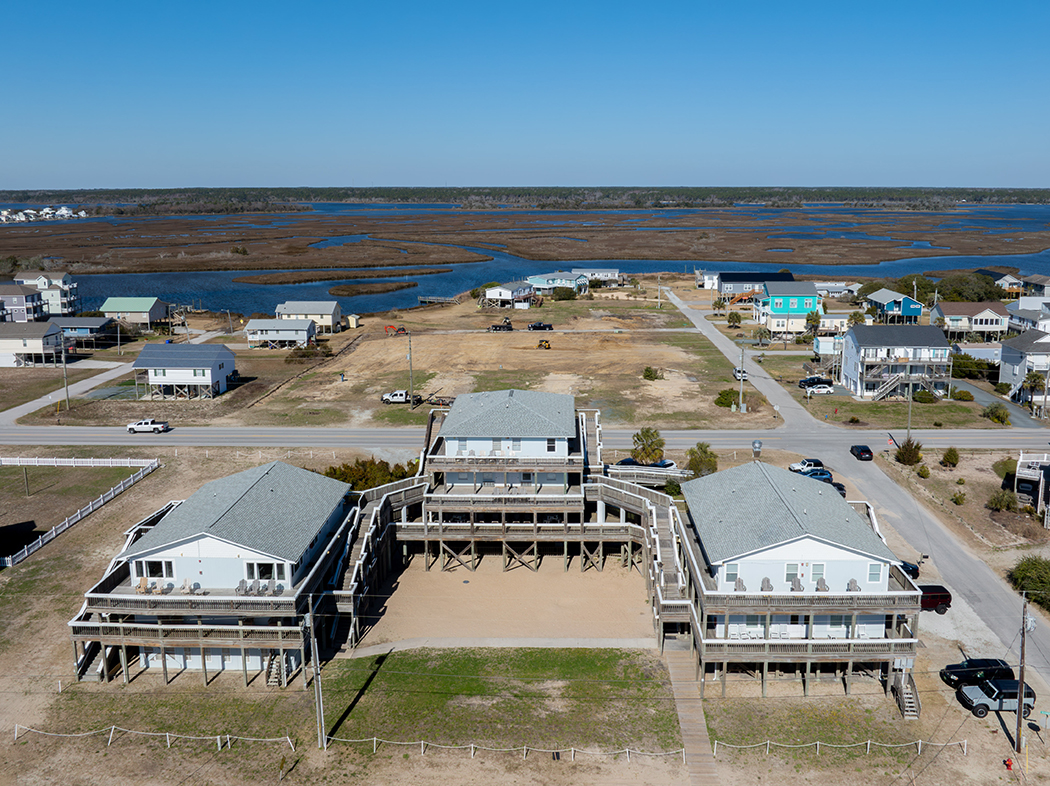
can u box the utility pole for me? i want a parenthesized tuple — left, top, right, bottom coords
(1015, 594, 1032, 755)
(738, 345, 746, 413)
(657, 274, 661, 309)
(117, 323, 121, 355)
(61, 340, 70, 411)
(308, 594, 326, 750)
(407, 331, 414, 407)
(906, 377, 913, 441)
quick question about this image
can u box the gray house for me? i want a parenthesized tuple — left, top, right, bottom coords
(0, 284, 46, 322)
(132, 343, 237, 399)
(276, 301, 342, 333)
(245, 318, 316, 348)
(70, 461, 355, 684)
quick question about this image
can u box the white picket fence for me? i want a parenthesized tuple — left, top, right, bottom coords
(0, 458, 160, 567)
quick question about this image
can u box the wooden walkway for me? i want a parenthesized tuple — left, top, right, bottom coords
(664, 649, 719, 786)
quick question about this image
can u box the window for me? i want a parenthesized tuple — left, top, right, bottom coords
(547, 438, 556, 453)
(247, 562, 286, 581)
(193, 369, 205, 377)
(804, 299, 812, 309)
(135, 560, 174, 579)
(511, 438, 521, 451)
(785, 563, 799, 583)
(155, 369, 166, 377)
(868, 563, 882, 583)
(492, 438, 501, 452)
(457, 438, 467, 453)
(789, 299, 798, 309)
(812, 563, 825, 583)
(745, 614, 761, 627)
(829, 614, 848, 629)
(773, 299, 783, 309)
(724, 563, 739, 584)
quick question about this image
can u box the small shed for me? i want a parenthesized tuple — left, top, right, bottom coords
(347, 314, 361, 329)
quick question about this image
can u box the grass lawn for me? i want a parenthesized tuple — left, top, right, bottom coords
(0, 367, 106, 411)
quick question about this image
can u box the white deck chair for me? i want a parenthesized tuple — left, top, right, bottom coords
(728, 624, 739, 639)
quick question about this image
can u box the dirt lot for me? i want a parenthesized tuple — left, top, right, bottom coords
(19, 293, 773, 430)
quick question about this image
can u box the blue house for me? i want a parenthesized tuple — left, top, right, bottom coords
(866, 289, 922, 325)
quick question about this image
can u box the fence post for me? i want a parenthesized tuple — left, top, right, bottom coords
(217, 736, 221, 751)
(866, 740, 870, 754)
(712, 741, 717, 756)
(917, 740, 921, 756)
(572, 748, 576, 761)
(108, 726, 115, 746)
(766, 740, 769, 755)
(421, 741, 425, 755)
(815, 741, 819, 755)
(166, 733, 170, 748)
(13, 724, 18, 741)
(963, 740, 966, 755)
(523, 745, 527, 760)
(373, 737, 377, 753)
(626, 749, 630, 762)
(471, 744, 475, 758)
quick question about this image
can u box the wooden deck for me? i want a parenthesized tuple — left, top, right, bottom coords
(664, 649, 719, 786)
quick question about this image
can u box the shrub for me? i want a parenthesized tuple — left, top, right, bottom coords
(941, 447, 960, 468)
(950, 388, 975, 401)
(1023, 504, 1038, 517)
(987, 489, 1018, 512)
(848, 416, 860, 424)
(1009, 556, 1050, 611)
(470, 287, 481, 299)
(994, 382, 1012, 395)
(715, 389, 740, 408)
(642, 366, 664, 381)
(324, 457, 419, 491)
(793, 335, 813, 345)
(951, 491, 966, 506)
(726, 312, 742, 327)
(664, 479, 682, 496)
(686, 442, 718, 477)
(912, 389, 937, 404)
(933, 421, 943, 428)
(957, 477, 966, 485)
(552, 287, 576, 301)
(894, 437, 923, 466)
(983, 402, 1011, 425)
(285, 344, 333, 363)
(917, 464, 930, 478)
(993, 457, 1017, 480)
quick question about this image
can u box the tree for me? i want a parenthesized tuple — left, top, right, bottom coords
(1024, 371, 1045, 405)
(727, 311, 742, 327)
(805, 310, 821, 335)
(942, 447, 960, 468)
(756, 327, 771, 346)
(685, 442, 718, 477)
(552, 286, 576, 301)
(895, 437, 923, 465)
(630, 427, 665, 464)
(712, 298, 726, 314)
(983, 402, 1011, 425)
(847, 311, 866, 327)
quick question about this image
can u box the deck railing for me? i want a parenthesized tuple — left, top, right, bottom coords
(69, 619, 305, 647)
(702, 638, 918, 657)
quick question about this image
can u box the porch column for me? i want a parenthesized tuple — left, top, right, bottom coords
(762, 661, 768, 698)
(160, 643, 169, 685)
(596, 500, 606, 524)
(201, 646, 208, 686)
(845, 660, 853, 695)
(850, 612, 857, 639)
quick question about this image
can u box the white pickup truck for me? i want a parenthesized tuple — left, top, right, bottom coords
(127, 418, 169, 433)
(381, 390, 422, 405)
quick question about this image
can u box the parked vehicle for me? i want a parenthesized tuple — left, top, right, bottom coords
(488, 316, 513, 332)
(899, 560, 920, 579)
(940, 659, 1015, 689)
(536, 339, 551, 349)
(806, 384, 834, 395)
(733, 367, 748, 380)
(127, 418, 169, 433)
(381, 390, 422, 405)
(650, 459, 678, 469)
(615, 457, 641, 466)
(527, 322, 553, 331)
(799, 376, 833, 389)
(789, 458, 824, 473)
(799, 468, 833, 483)
(957, 679, 1035, 719)
(919, 584, 952, 614)
(830, 481, 847, 497)
(850, 444, 874, 461)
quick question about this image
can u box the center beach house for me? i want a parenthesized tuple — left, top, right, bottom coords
(132, 343, 237, 399)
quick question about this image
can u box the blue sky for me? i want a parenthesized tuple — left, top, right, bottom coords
(4, 1, 1048, 189)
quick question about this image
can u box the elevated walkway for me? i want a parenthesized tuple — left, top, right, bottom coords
(664, 648, 719, 785)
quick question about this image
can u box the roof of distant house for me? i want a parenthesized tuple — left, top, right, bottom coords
(973, 269, 1018, 281)
(0, 284, 40, 297)
(680, 462, 897, 565)
(246, 319, 314, 331)
(101, 297, 168, 312)
(488, 280, 532, 290)
(718, 271, 795, 284)
(933, 301, 1009, 317)
(49, 317, 112, 330)
(865, 288, 911, 305)
(1001, 329, 1050, 353)
(0, 321, 60, 339)
(275, 301, 339, 315)
(1024, 274, 1050, 286)
(121, 461, 350, 562)
(763, 281, 820, 297)
(847, 324, 950, 349)
(439, 389, 576, 439)
(132, 342, 236, 369)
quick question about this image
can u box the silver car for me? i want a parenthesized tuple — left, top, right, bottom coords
(958, 679, 1036, 718)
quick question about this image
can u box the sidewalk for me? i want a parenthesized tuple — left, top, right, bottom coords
(0, 362, 134, 425)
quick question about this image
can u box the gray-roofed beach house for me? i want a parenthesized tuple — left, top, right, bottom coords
(245, 318, 316, 348)
(132, 343, 236, 399)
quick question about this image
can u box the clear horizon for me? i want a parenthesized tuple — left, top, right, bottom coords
(4, 1, 1048, 190)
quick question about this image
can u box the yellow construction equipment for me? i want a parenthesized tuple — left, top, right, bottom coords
(536, 339, 551, 349)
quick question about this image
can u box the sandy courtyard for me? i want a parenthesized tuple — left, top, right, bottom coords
(348, 557, 656, 652)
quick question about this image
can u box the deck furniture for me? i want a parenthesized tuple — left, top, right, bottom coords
(136, 577, 148, 594)
(235, 579, 247, 596)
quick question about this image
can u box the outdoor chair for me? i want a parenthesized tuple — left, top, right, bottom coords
(136, 576, 148, 594)
(249, 579, 261, 596)
(734, 577, 746, 592)
(273, 583, 285, 597)
(181, 578, 193, 595)
(235, 579, 247, 596)
(816, 577, 829, 592)
(266, 579, 276, 596)
(760, 577, 773, 592)
(790, 577, 804, 592)
(728, 624, 739, 639)
(847, 578, 861, 592)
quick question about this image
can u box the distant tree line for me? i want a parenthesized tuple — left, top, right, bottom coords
(855, 273, 1005, 305)
(3, 186, 1050, 213)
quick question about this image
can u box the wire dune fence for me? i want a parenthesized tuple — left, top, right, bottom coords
(713, 739, 967, 756)
(13, 724, 295, 751)
(0, 457, 159, 567)
(327, 735, 686, 761)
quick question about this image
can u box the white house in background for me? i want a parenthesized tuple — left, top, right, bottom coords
(952, 342, 1001, 365)
(275, 301, 341, 333)
(527, 271, 589, 295)
(680, 462, 920, 692)
(999, 330, 1050, 402)
(819, 312, 851, 334)
(132, 343, 236, 399)
(13, 271, 80, 316)
(841, 325, 952, 400)
(0, 321, 65, 367)
(974, 269, 1021, 298)
(929, 301, 1008, 339)
(812, 281, 861, 298)
(483, 280, 534, 309)
(69, 461, 355, 683)
(1005, 302, 1050, 333)
(245, 318, 315, 348)
(0, 284, 46, 322)
(571, 268, 621, 285)
(101, 297, 170, 330)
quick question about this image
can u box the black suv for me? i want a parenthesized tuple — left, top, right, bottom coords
(940, 658, 1014, 689)
(799, 376, 833, 389)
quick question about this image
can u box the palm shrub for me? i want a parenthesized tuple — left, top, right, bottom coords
(630, 427, 665, 464)
(987, 489, 1018, 512)
(642, 366, 664, 381)
(664, 479, 682, 496)
(686, 442, 718, 477)
(894, 437, 923, 466)
(983, 402, 1011, 425)
(942, 447, 960, 468)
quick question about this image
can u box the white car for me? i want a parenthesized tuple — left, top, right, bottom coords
(788, 458, 824, 473)
(733, 368, 748, 380)
(807, 384, 834, 395)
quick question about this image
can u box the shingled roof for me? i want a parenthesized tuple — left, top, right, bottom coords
(121, 462, 351, 562)
(132, 342, 235, 369)
(438, 389, 576, 439)
(847, 324, 950, 349)
(680, 462, 897, 566)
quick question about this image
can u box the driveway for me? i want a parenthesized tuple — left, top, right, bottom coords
(952, 379, 1043, 429)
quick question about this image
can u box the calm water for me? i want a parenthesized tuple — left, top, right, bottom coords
(5, 203, 1048, 316)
